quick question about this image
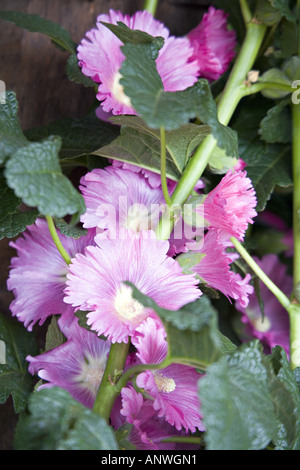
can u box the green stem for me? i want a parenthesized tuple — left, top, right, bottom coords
(161, 436, 202, 445)
(230, 237, 291, 311)
(93, 342, 130, 422)
(45, 215, 71, 265)
(160, 126, 172, 206)
(290, 82, 300, 370)
(289, 304, 300, 370)
(156, 20, 267, 240)
(115, 357, 171, 393)
(239, 0, 252, 24)
(292, 103, 300, 291)
(240, 81, 293, 97)
(143, 0, 159, 16)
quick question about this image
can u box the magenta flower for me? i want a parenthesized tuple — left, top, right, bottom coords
(191, 229, 254, 308)
(79, 165, 201, 256)
(27, 318, 110, 408)
(79, 166, 170, 235)
(235, 254, 292, 355)
(64, 230, 201, 343)
(131, 317, 204, 433)
(119, 386, 197, 450)
(7, 218, 96, 331)
(188, 7, 236, 81)
(201, 170, 257, 241)
(77, 9, 199, 115)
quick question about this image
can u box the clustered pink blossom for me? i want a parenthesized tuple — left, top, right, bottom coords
(6, 7, 284, 450)
(77, 7, 236, 116)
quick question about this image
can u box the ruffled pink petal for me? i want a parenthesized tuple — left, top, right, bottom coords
(64, 230, 201, 343)
(7, 218, 96, 331)
(202, 170, 257, 241)
(188, 7, 236, 81)
(77, 10, 199, 115)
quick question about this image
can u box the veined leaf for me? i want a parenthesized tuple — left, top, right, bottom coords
(24, 106, 120, 160)
(199, 341, 277, 450)
(0, 313, 38, 412)
(127, 283, 235, 370)
(14, 387, 118, 450)
(0, 91, 28, 163)
(94, 117, 210, 180)
(232, 98, 292, 211)
(0, 172, 38, 239)
(5, 136, 86, 218)
(0, 10, 77, 54)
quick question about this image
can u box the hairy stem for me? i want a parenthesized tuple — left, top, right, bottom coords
(93, 342, 130, 422)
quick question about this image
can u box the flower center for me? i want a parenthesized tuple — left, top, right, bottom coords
(114, 284, 145, 322)
(253, 315, 271, 333)
(154, 372, 176, 393)
(75, 354, 106, 396)
(126, 204, 152, 232)
(112, 72, 132, 108)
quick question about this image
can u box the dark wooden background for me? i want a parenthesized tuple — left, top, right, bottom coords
(0, 0, 212, 450)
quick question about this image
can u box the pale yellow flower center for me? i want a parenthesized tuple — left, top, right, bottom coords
(75, 354, 106, 396)
(112, 72, 132, 107)
(126, 204, 152, 232)
(253, 315, 271, 333)
(114, 284, 145, 322)
(154, 372, 176, 393)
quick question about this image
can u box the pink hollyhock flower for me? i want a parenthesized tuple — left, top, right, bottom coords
(7, 218, 96, 331)
(201, 170, 257, 241)
(131, 317, 204, 433)
(64, 230, 201, 343)
(79, 166, 171, 234)
(235, 254, 292, 355)
(79, 166, 202, 256)
(119, 386, 198, 450)
(191, 229, 254, 308)
(77, 9, 199, 115)
(27, 318, 110, 408)
(187, 7, 236, 81)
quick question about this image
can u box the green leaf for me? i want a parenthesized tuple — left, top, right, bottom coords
(14, 387, 118, 450)
(104, 22, 238, 158)
(0, 91, 28, 163)
(267, 347, 300, 450)
(94, 117, 210, 180)
(269, 0, 295, 23)
(0, 313, 38, 413)
(259, 99, 292, 144)
(241, 141, 292, 211)
(54, 218, 87, 239)
(255, 0, 283, 25)
(4, 136, 86, 218)
(258, 68, 292, 99)
(65, 54, 96, 87)
(199, 341, 277, 450)
(24, 106, 120, 160)
(44, 316, 66, 352)
(0, 10, 77, 54)
(0, 172, 38, 239)
(232, 98, 292, 211)
(127, 283, 234, 369)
